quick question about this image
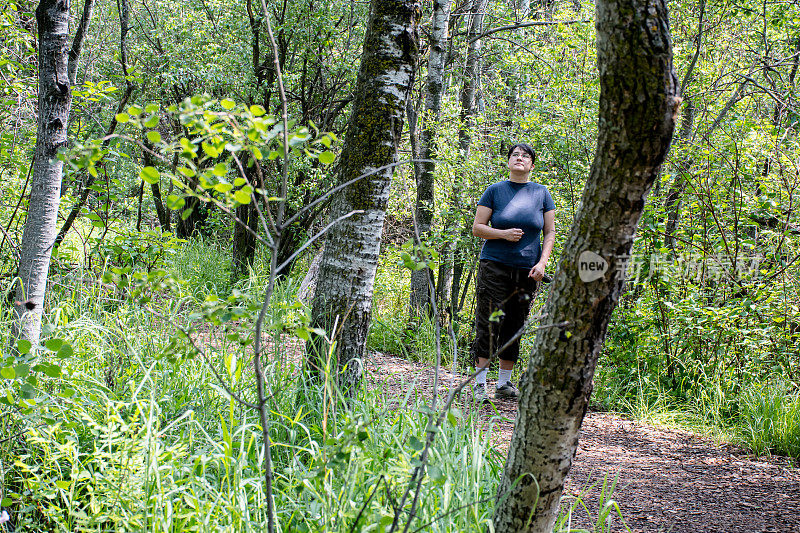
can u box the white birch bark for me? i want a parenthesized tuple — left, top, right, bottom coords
(492, 0, 680, 529)
(458, 0, 489, 158)
(309, 0, 422, 389)
(409, 0, 452, 315)
(12, 0, 73, 349)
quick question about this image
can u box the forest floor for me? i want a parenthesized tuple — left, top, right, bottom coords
(365, 353, 800, 533)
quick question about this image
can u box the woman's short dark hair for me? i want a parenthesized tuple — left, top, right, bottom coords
(506, 143, 536, 164)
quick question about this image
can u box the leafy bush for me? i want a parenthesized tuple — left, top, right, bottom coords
(734, 382, 800, 458)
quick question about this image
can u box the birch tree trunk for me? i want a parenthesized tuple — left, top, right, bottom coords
(12, 0, 73, 348)
(410, 0, 450, 314)
(458, 0, 489, 158)
(447, 0, 488, 324)
(492, 0, 679, 529)
(308, 0, 421, 389)
(409, 0, 452, 316)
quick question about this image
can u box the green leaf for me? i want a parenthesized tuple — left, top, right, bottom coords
(146, 130, 162, 143)
(1, 367, 15, 380)
(318, 151, 335, 165)
(214, 182, 233, 193)
(166, 195, 185, 210)
(17, 339, 32, 355)
(14, 364, 30, 378)
(144, 114, 159, 128)
(181, 207, 195, 220)
(250, 104, 266, 117)
(378, 515, 394, 533)
(145, 103, 159, 113)
(44, 364, 62, 378)
(409, 436, 424, 451)
(128, 105, 142, 116)
(115, 113, 130, 123)
(212, 163, 227, 176)
(202, 142, 219, 158)
(489, 309, 505, 322)
(45, 338, 64, 352)
(56, 343, 73, 359)
(221, 98, 236, 110)
(55, 480, 71, 490)
(178, 166, 196, 178)
(233, 190, 251, 204)
(427, 465, 444, 481)
(140, 166, 160, 185)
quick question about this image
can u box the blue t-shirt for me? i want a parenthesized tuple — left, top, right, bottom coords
(477, 180, 555, 268)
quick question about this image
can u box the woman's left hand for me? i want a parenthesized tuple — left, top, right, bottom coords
(529, 262, 546, 281)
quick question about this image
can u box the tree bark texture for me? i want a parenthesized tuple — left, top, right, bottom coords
(12, 0, 73, 347)
(67, 0, 94, 85)
(54, 0, 134, 251)
(308, 0, 421, 389)
(493, 0, 679, 529)
(142, 138, 170, 231)
(409, 0, 452, 316)
(664, 95, 694, 253)
(458, 0, 489, 158)
(231, 163, 260, 279)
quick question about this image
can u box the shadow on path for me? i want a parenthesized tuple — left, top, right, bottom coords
(366, 353, 800, 533)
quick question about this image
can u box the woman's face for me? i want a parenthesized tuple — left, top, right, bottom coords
(507, 148, 534, 173)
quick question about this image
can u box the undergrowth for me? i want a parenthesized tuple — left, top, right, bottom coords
(1, 240, 627, 532)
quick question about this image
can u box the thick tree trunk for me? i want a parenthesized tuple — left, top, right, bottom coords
(175, 183, 206, 238)
(492, 0, 679, 529)
(308, 0, 421, 389)
(12, 0, 73, 348)
(409, 0, 452, 316)
(136, 179, 144, 231)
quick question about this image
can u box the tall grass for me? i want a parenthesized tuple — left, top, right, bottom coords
(2, 321, 504, 531)
(1, 239, 631, 532)
(734, 382, 800, 457)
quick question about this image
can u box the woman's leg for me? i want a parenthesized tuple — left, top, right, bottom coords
(470, 261, 517, 399)
(493, 277, 537, 398)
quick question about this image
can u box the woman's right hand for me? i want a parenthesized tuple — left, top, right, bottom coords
(504, 228, 524, 242)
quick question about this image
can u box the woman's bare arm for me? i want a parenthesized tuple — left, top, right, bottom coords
(472, 205, 522, 242)
(530, 210, 555, 279)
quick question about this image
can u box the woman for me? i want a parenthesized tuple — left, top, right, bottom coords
(470, 143, 555, 402)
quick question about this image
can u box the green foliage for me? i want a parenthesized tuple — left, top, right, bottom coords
(169, 238, 234, 298)
(734, 382, 800, 457)
(1, 270, 506, 531)
(96, 229, 185, 272)
(3, 0, 800, 531)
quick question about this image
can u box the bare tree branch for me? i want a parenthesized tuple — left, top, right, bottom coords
(67, 0, 95, 85)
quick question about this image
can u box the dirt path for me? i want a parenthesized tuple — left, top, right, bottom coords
(366, 353, 800, 533)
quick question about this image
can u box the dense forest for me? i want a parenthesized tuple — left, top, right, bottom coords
(1, 0, 798, 530)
